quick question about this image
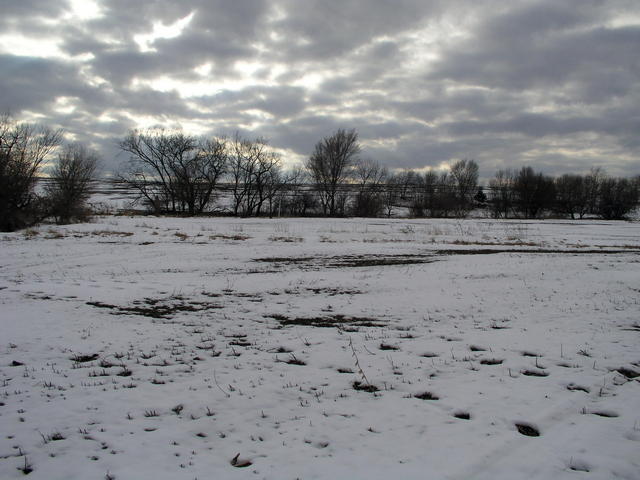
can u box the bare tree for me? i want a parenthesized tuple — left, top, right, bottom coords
(306, 129, 360, 216)
(277, 167, 317, 216)
(228, 135, 253, 216)
(488, 169, 516, 218)
(513, 166, 555, 218)
(265, 166, 306, 218)
(0, 114, 62, 231)
(119, 129, 227, 214)
(450, 159, 479, 216)
(584, 167, 605, 215)
(410, 170, 458, 218)
(354, 158, 386, 188)
(382, 172, 402, 218)
(396, 168, 421, 201)
(597, 177, 639, 219)
(351, 158, 387, 217)
(433, 171, 458, 217)
(554, 174, 587, 219)
(177, 137, 228, 214)
(46, 143, 99, 224)
(410, 170, 435, 217)
(228, 134, 281, 217)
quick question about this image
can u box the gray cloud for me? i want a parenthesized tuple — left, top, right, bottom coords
(0, 0, 638, 178)
(0, 55, 88, 111)
(0, 0, 71, 31)
(269, 0, 437, 60)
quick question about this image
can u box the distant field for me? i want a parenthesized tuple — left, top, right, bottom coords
(1, 217, 639, 479)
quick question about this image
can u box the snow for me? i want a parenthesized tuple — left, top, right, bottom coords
(1, 216, 639, 479)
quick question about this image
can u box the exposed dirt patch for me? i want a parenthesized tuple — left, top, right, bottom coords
(480, 358, 503, 365)
(436, 248, 640, 255)
(616, 367, 640, 379)
(306, 287, 363, 296)
(621, 324, 640, 332)
(515, 423, 540, 437)
(255, 254, 436, 269)
(230, 453, 252, 468)
(568, 460, 591, 472)
(414, 391, 439, 400)
(209, 234, 251, 241)
(469, 345, 487, 352)
(256, 257, 315, 264)
(267, 313, 385, 328)
(452, 239, 541, 247)
(87, 296, 223, 319)
(269, 346, 293, 354)
(71, 353, 99, 363)
(330, 254, 436, 267)
(567, 383, 590, 393)
(352, 381, 379, 392)
(590, 410, 619, 418)
(268, 236, 304, 243)
(279, 286, 364, 296)
(254, 248, 638, 272)
(521, 351, 541, 357)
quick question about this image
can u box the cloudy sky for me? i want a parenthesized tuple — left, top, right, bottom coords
(1, 0, 639, 178)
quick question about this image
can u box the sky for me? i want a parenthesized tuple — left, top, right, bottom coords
(1, 0, 639, 178)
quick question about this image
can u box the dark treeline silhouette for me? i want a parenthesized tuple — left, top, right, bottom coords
(486, 166, 639, 220)
(117, 127, 638, 220)
(2, 118, 638, 231)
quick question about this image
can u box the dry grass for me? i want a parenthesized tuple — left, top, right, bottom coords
(22, 228, 40, 239)
(46, 229, 65, 239)
(91, 230, 134, 237)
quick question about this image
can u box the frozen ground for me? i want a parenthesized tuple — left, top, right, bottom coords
(1, 216, 639, 480)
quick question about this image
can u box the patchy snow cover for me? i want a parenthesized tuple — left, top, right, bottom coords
(1, 217, 639, 480)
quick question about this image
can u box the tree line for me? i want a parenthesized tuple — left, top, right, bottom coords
(118, 127, 638, 221)
(485, 166, 638, 220)
(1, 116, 638, 232)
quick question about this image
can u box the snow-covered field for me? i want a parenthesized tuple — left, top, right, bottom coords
(1, 216, 639, 480)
